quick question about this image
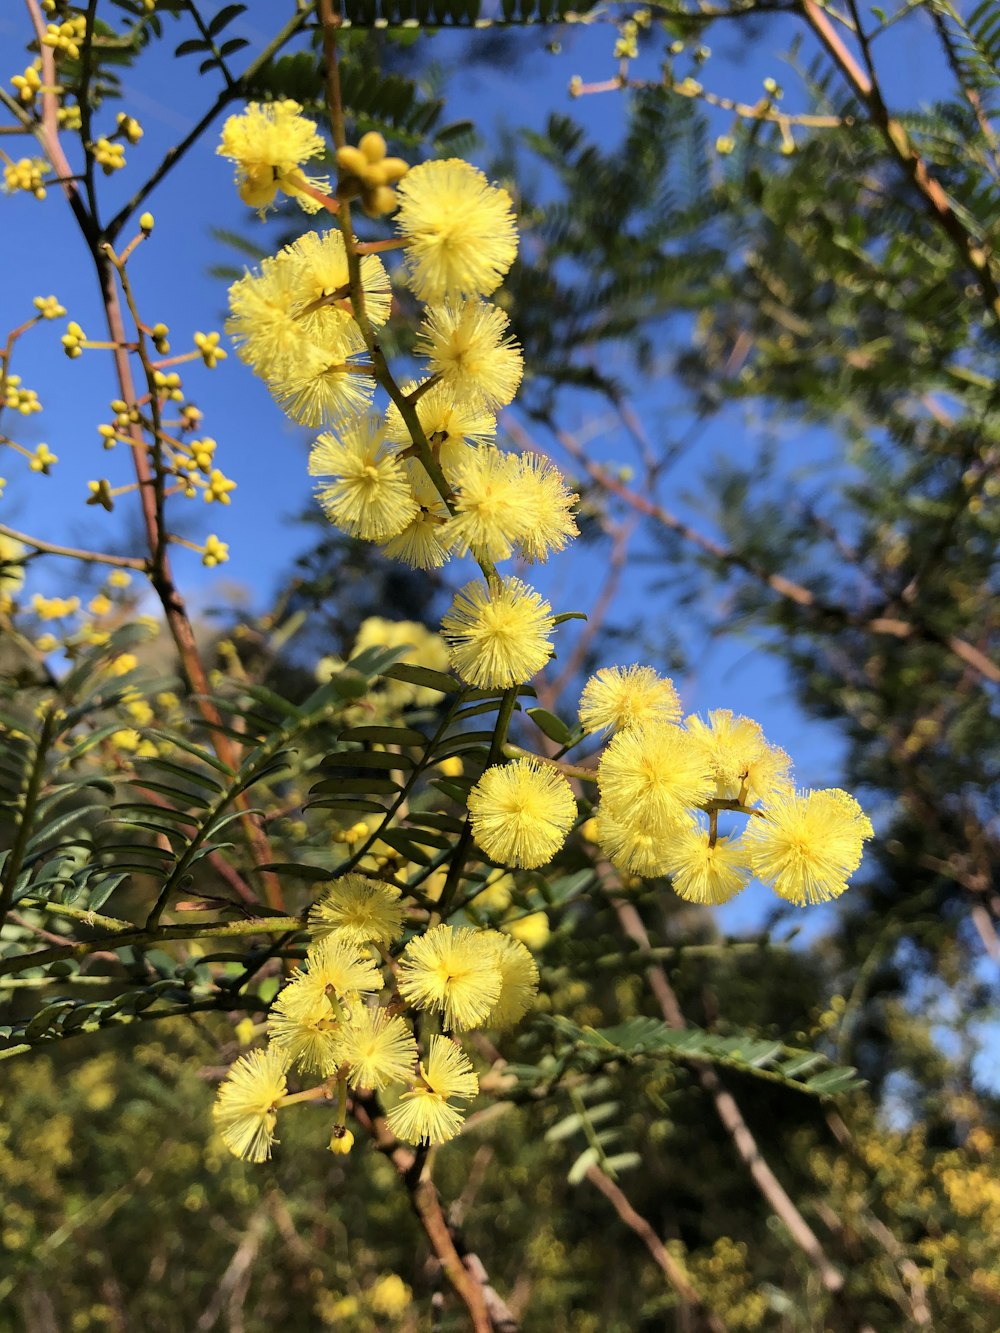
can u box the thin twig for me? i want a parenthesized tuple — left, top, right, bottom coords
(584, 1164, 727, 1332)
(802, 0, 1000, 326)
(0, 522, 147, 571)
(610, 886, 845, 1293)
(543, 417, 1000, 685)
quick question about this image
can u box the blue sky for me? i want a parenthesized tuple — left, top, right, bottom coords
(0, 4, 950, 942)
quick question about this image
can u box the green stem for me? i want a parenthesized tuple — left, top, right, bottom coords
(329, 687, 470, 880)
(502, 743, 595, 780)
(0, 916, 303, 980)
(0, 989, 272, 1063)
(435, 688, 520, 922)
(0, 708, 58, 926)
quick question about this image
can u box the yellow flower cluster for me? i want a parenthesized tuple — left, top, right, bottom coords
(579, 684, 872, 905)
(41, 15, 87, 60)
(32, 593, 80, 620)
(193, 331, 226, 368)
(115, 112, 143, 144)
(61, 320, 85, 357)
(92, 138, 126, 174)
(4, 158, 48, 200)
(336, 131, 409, 218)
(11, 63, 41, 103)
(217, 100, 329, 214)
(212, 877, 540, 1159)
(222, 128, 579, 691)
(227, 228, 387, 426)
(201, 534, 229, 567)
(32, 294, 65, 320)
(3, 375, 42, 416)
(28, 443, 58, 473)
(212, 119, 875, 1170)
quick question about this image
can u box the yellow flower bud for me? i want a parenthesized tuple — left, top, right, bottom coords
(358, 131, 387, 164)
(328, 1128, 354, 1155)
(335, 144, 367, 176)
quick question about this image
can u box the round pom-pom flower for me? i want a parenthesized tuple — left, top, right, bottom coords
(267, 935, 384, 1073)
(269, 325, 374, 427)
(745, 788, 873, 906)
(385, 379, 496, 456)
(684, 709, 791, 805)
(594, 804, 681, 878)
(339, 1007, 419, 1091)
(417, 299, 523, 411)
(395, 158, 518, 303)
(663, 824, 750, 905)
(510, 453, 579, 563)
(580, 665, 681, 736)
(397, 924, 502, 1030)
(310, 413, 418, 541)
(442, 577, 555, 688)
(226, 257, 308, 382)
(598, 723, 715, 837)
(212, 1047, 289, 1162)
(217, 100, 328, 214)
(446, 447, 529, 562)
(309, 874, 405, 947)
(468, 759, 577, 869)
(285, 228, 392, 332)
(386, 1036, 479, 1146)
(485, 933, 540, 1029)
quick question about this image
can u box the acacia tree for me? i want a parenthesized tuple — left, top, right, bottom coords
(1, 2, 998, 1330)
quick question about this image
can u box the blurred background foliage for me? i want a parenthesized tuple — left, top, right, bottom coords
(3, 0, 1000, 1328)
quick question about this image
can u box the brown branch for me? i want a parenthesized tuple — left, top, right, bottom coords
(584, 1164, 727, 1331)
(801, 0, 1000, 325)
(610, 889, 845, 1293)
(548, 419, 1000, 685)
(0, 522, 147, 571)
(350, 1091, 496, 1331)
(91, 242, 284, 916)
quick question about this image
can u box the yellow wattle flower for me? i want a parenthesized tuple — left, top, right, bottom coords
(338, 1007, 419, 1092)
(484, 932, 540, 1029)
(380, 495, 455, 570)
(309, 874, 405, 947)
(580, 665, 682, 735)
(446, 446, 528, 562)
(217, 100, 329, 214)
(597, 722, 715, 837)
(385, 1036, 479, 1145)
(664, 825, 751, 905)
(684, 709, 792, 805)
(310, 413, 418, 541)
(212, 1047, 289, 1162)
(441, 577, 555, 688)
(467, 758, 577, 869)
(417, 298, 523, 411)
(511, 452, 580, 563)
(395, 157, 518, 303)
(595, 804, 683, 878)
(270, 329, 374, 427)
(384, 379, 496, 455)
(746, 788, 873, 906)
(396, 925, 502, 1030)
(285, 228, 392, 334)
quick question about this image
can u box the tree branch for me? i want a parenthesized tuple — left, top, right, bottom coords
(801, 0, 1000, 326)
(609, 887, 845, 1293)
